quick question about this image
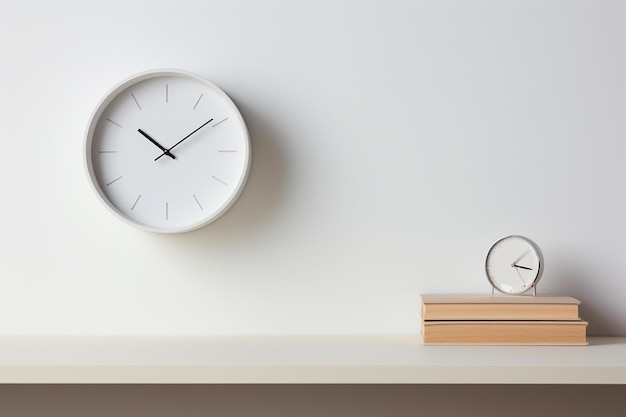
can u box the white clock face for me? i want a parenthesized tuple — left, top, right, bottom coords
(84, 70, 251, 233)
(485, 235, 543, 295)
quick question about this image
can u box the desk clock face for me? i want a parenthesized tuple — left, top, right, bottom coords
(485, 235, 543, 295)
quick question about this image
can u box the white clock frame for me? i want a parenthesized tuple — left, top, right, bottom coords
(84, 69, 251, 233)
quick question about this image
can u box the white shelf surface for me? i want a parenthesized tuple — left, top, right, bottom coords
(0, 336, 625, 384)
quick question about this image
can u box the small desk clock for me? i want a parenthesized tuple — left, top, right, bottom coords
(84, 69, 251, 233)
(485, 235, 544, 295)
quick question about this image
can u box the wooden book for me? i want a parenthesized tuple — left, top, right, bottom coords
(422, 320, 588, 345)
(421, 294, 581, 321)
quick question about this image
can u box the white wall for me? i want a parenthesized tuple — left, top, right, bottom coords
(1, 0, 624, 336)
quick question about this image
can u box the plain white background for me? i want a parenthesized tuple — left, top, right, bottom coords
(0, 0, 625, 336)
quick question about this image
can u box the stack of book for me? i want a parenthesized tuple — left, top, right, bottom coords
(420, 294, 588, 345)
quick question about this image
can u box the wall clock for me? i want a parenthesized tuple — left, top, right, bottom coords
(84, 69, 251, 233)
(485, 235, 544, 295)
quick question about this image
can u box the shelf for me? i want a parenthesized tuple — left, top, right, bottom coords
(1, 336, 625, 384)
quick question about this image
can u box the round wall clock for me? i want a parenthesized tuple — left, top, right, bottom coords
(84, 69, 251, 233)
(485, 235, 544, 295)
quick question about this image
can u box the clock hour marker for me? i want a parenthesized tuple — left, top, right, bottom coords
(131, 194, 142, 211)
(165, 84, 169, 103)
(212, 176, 228, 186)
(106, 176, 123, 186)
(218, 150, 237, 153)
(193, 194, 203, 211)
(213, 118, 228, 127)
(165, 202, 169, 220)
(106, 118, 122, 128)
(193, 93, 204, 110)
(131, 93, 142, 110)
(98, 150, 118, 154)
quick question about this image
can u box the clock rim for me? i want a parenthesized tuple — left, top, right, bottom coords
(83, 68, 251, 234)
(484, 235, 544, 296)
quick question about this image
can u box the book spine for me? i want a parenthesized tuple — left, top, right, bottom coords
(422, 321, 587, 345)
(422, 304, 579, 321)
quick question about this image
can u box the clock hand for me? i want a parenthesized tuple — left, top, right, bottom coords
(154, 118, 213, 161)
(511, 249, 531, 267)
(514, 266, 527, 285)
(513, 264, 533, 271)
(137, 129, 176, 159)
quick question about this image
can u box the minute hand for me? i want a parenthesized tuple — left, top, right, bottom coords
(155, 118, 213, 161)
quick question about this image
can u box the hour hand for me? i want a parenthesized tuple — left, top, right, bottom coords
(138, 129, 176, 159)
(513, 264, 533, 271)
